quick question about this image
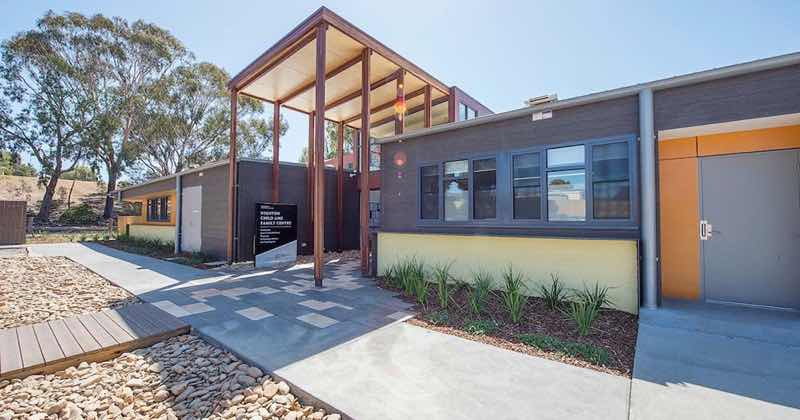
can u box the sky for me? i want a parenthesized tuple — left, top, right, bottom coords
(2, 0, 799, 179)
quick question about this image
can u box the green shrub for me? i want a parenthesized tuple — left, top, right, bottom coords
(396, 256, 425, 296)
(412, 272, 430, 305)
(469, 271, 493, 315)
(432, 261, 455, 309)
(518, 333, 609, 365)
(566, 300, 600, 336)
(425, 310, 449, 325)
(572, 283, 613, 312)
(501, 265, 528, 323)
(463, 319, 498, 336)
(539, 273, 568, 310)
(58, 203, 98, 225)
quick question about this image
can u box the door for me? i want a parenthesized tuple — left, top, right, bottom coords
(700, 149, 800, 310)
(181, 186, 202, 252)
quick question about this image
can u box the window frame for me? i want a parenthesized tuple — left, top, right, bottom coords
(418, 163, 442, 222)
(471, 156, 499, 221)
(146, 195, 171, 222)
(415, 134, 638, 230)
(442, 158, 471, 222)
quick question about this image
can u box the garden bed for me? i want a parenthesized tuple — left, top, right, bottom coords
(0, 256, 139, 329)
(0, 334, 340, 420)
(376, 263, 638, 377)
(97, 236, 217, 269)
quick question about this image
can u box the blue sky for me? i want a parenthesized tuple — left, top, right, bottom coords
(2, 0, 799, 175)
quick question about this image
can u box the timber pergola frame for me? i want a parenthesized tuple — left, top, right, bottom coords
(226, 7, 457, 283)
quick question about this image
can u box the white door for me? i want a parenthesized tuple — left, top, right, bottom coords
(181, 186, 202, 252)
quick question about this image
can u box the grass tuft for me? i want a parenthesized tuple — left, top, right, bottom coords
(518, 333, 609, 365)
(539, 273, 568, 310)
(469, 271, 493, 315)
(500, 265, 528, 323)
(431, 261, 455, 309)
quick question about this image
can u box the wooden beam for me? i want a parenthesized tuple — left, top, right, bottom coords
(342, 86, 426, 125)
(448, 86, 456, 123)
(359, 48, 371, 276)
(236, 31, 317, 91)
(336, 123, 344, 252)
(372, 95, 449, 128)
(395, 69, 405, 135)
(280, 54, 363, 103)
(424, 85, 432, 128)
(226, 91, 238, 264)
(307, 111, 315, 249)
(313, 24, 327, 285)
(272, 102, 281, 202)
(323, 69, 400, 111)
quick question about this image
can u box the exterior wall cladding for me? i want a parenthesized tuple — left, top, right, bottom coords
(380, 64, 800, 237)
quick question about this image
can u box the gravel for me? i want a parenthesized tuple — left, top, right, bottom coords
(0, 335, 341, 420)
(0, 256, 139, 329)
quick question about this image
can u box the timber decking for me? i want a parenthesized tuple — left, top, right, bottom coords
(0, 302, 190, 380)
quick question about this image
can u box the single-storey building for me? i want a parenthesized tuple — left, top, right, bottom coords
(376, 53, 800, 314)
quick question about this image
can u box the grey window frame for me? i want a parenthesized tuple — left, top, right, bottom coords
(442, 158, 472, 222)
(415, 134, 638, 230)
(146, 195, 170, 222)
(471, 156, 499, 221)
(419, 164, 441, 221)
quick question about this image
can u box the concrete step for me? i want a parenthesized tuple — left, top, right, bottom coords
(635, 322, 800, 380)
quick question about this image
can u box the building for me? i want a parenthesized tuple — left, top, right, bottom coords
(376, 53, 800, 313)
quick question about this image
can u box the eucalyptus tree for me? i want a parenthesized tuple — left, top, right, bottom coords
(130, 61, 287, 179)
(0, 11, 101, 222)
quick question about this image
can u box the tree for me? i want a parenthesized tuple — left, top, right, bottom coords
(298, 122, 355, 164)
(68, 12, 189, 219)
(0, 11, 99, 222)
(0, 150, 37, 176)
(61, 164, 99, 181)
(130, 62, 287, 179)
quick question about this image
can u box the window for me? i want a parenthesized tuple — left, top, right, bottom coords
(443, 160, 469, 221)
(369, 143, 381, 171)
(547, 145, 584, 167)
(420, 165, 439, 219)
(472, 158, 496, 219)
(592, 142, 630, 219)
(513, 153, 541, 219)
(146, 196, 170, 222)
(547, 170, 586, 221)
(459, 103, 478, 121)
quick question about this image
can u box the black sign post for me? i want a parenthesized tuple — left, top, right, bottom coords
(254, 203, 298, 267)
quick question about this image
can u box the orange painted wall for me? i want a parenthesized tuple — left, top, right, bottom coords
(697, 125, 800, 157)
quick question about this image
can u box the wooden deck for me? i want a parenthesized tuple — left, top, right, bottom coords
(0, 303, 190, 380)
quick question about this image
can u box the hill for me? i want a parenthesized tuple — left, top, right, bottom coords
(0, 175, 106, 220)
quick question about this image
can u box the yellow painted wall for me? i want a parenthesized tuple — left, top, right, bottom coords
(128, 224, 175, 243)
(377, 232, 640, 314)
(117, 190, 176, 234)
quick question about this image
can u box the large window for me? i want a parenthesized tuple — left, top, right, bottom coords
(513, 153, 541, 219)
(416, 136, 633, 226)
(146, 196, 170, 222)
(369, 143, 381, 171)
(420, 165, 439, 220)
(592, 142, 630, 219)
(443, 160, 469, 221)
(459, 103, 478, 121)
(472, 158, 496, 219)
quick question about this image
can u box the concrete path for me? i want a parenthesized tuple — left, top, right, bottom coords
(25, 243, 632, 419)
(630, 300, 800, 420)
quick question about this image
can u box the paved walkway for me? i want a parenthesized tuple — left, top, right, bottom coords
(630, 300, 800, 420)
(26, 243, 631, 419)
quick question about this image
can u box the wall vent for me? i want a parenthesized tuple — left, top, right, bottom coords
(525, 94, 558, 107)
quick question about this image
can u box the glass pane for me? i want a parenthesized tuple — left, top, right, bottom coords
(547, 145, 585, 168)
(514, 186, 541, 219)
(470, 108, 478, 120)
(593, 181, 630, 219)
(420, 165, 438, 220)
(444, 178, 468, 221)
(459, 103, 468, 121)
(369, 144, 381, 171)
(473, 158, 496, 219)
(547, 170, 586, 221)
(444, 160, 468, 178)
(592, 142, 628, 182)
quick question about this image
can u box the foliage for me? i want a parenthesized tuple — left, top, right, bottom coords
(539, 273, 569, 310)
(463, 319, 498, 336)
(115, 233, 175, 255)
(0, 150, 36, 176)
(469, 270, 493, 315)
(61, 164, 99, 181)
(500, 265, 528, 323)
(432, 261, 455, 309)
(566, 300, 601, 336)
(518, 334, 609, 365)
(57, 203, 99, 225)
(572, 283, 613, 312)
(0, 11, 102, 221)
(425, 310, 449, 325)
(299, 123, 356, 164)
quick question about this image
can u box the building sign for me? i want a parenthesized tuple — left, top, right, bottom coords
(254, 203, 297, 268)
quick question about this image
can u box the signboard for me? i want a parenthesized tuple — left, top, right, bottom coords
(254, 202, 297, 268)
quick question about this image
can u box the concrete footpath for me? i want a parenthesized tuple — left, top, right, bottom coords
(25, 243, 631, 420)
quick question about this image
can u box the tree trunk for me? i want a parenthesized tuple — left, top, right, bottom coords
(67, 178, 76, 208)
(36, 175, 60, 223)
(103, 171, 117, 219)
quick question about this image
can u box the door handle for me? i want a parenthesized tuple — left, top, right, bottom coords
(700, 220, 713, 240)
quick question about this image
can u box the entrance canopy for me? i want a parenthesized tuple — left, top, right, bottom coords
(228, 7, 453, 137)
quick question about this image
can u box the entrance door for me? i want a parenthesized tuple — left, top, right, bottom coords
(181, 186, 202, 252)
(700, 149, 800, 310)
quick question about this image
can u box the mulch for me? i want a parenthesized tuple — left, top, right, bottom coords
(376, 277, 638, 377)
